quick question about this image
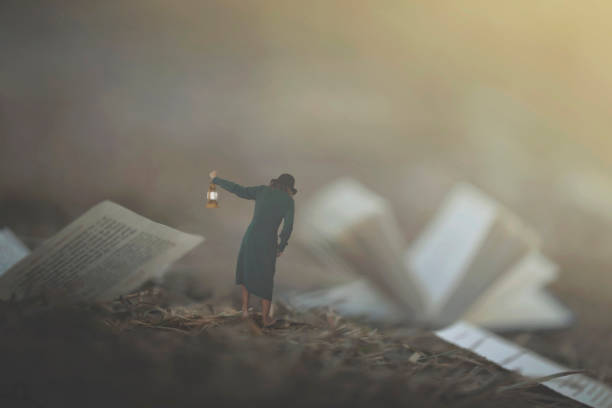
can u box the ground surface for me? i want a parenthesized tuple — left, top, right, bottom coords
(0, 287, 594, 408)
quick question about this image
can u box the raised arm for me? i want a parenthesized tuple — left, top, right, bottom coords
(278, 199, 294, 253)
(212, 177, 263, 200)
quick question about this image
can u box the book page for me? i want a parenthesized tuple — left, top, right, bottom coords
(0, 201, 204, 301)
(282, 279, 406, 323)
(436, 322, 612, 408)
(407, 183, 538, 324)
(407, 184, 497, 314)
(0, 228, 30, 276)
(463, 252, 572, 330)
(434, 217, 533, 325)
(467, 289, 573, 330)
(298, 178, 425, 318)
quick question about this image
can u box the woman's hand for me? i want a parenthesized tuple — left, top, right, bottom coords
(276, 250, 283, 258)
(209, 170, 217, 180)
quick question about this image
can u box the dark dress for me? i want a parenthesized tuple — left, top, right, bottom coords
(213, 177, 294, 300)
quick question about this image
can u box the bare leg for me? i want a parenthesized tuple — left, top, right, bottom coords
(241, 285, 250, 318)
(261, 299, 277, 327)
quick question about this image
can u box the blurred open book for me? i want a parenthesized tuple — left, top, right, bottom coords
(288, 179, 572, 330)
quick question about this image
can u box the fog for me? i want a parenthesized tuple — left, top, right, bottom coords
(2, 0, 612, 309)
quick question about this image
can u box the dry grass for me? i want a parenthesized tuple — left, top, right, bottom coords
(0, 287, 591, 408)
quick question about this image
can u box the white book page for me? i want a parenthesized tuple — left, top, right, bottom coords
(284, 279, 406, 322)
(300, 178, 389, 240)
(299, 178, 425, 317)
(436, 322, 612, 408)
(0, 201, 204, 301)
(407, 184, 497, 315)
(0, 228, 30, 276)
(466, 289, 572, 330)
(463, 252, 572, 330)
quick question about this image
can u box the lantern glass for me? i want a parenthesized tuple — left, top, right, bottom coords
(206, 183, 219, 208)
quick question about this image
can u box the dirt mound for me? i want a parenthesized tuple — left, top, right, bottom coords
(0, 288, 584, 408)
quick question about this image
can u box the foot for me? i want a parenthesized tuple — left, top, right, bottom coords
(262, 317, 277, 328)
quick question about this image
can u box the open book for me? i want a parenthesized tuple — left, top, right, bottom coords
(288, 178, 572, 330)
(0, 201, 204, 301)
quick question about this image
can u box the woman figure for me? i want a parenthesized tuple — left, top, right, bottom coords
(209, 170, 296, 327)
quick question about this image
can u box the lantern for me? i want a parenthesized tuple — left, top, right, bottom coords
(206, 183, 219, 208)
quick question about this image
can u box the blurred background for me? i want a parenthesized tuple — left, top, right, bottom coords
(1, 0, 612, 365)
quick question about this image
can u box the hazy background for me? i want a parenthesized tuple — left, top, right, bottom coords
(2, 0, 612, 334)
